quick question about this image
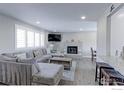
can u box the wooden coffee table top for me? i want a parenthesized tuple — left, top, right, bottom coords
(50, 57, 72, 62)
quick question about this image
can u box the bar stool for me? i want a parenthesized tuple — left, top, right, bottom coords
(101, 68, 124, 85)
(113, 80, 124, 85)
(91, 47, 96, 61)
(95, 62, 114, 85)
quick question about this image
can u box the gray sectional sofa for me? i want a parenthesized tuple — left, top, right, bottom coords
(0, 48, 64, 85)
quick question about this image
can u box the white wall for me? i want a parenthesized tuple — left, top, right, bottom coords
(63, 32, 96, 57)
(0, 14, 47, 52)
(97, 15, 107, 56)
(111, 6, 124, 56)
(47, 31, 96, 57)
(97, 3, 121, 56)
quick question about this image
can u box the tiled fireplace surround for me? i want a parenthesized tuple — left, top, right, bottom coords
(48, 41, 82, 55)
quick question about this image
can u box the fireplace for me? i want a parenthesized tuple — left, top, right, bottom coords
(67, 46, 78, 54)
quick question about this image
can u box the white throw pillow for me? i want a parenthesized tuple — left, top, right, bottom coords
(14, 53, 27, 59)
(0, 55, 17, 62)
(2, 53, 16, 58)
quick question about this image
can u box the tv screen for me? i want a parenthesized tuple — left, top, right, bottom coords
(48, 34, 61, 42)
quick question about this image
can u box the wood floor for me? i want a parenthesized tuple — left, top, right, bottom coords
(74, 58, 97, 85)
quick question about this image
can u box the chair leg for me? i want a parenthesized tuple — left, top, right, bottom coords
(91, 56, 93, 61)
(95, 66, 97, 81)
(99, 67, 103, 85)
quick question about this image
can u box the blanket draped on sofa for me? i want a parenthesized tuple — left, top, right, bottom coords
(0, 61, 32, 85)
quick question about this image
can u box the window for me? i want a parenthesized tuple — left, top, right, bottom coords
(27, 31, 34, 47)
(15, 24, 45, 49)
(41, 33, 44, 47)
(35, 32, 40, 47)
(16, 28, 26, 48)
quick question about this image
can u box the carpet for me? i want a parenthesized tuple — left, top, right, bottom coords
(59, 61, 77, 85)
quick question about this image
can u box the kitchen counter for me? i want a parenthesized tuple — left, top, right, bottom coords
(97, 56, 124, 76)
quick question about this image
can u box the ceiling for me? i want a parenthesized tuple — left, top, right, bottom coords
(0, 3, 110, 32)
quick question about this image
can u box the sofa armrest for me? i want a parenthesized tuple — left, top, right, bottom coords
(36, 55, 52, 63)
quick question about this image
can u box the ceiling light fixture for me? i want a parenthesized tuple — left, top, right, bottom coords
(81, 16, 86, 20)
(36, 21, 40, 24)
(80, 28, 84, 31)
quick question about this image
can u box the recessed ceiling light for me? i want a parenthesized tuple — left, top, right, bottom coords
(81, 16, 86, 20)
(36, 21, 40, 24)
(80, 28, 84, 31)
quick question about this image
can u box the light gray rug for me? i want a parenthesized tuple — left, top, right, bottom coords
(59, 61, 77, 85)
(60, 58, 97, 85)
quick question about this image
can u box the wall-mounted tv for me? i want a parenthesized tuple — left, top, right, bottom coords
(48, 34, 61, 42)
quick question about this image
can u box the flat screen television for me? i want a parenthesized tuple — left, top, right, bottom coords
(48, 34, 61, 42)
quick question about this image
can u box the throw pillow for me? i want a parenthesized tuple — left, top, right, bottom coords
(33, 50, 43, 59)
(14, 52, 27, 59)
(42, 48, 47, 55)
(2, 53, 17, 58)
(0, 55, 17, 62)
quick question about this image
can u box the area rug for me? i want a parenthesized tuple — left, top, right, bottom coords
(59, 61, 77, 85)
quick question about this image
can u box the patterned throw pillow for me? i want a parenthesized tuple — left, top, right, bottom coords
(42, 48, 47, 55)
(33, 50, 43, 59)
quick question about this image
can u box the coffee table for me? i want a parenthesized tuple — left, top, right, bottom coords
(49, 57, 72, 70)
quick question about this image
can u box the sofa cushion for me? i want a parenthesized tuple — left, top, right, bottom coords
(17, 58, 34, 63)
(36, 55, 52, 63)
(14, 52, 27, 59)
(2, 53, 16, 58)
(0, 55, 17, 62)
(51, 53, 65, 57)
(32, 63, 64, 85)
